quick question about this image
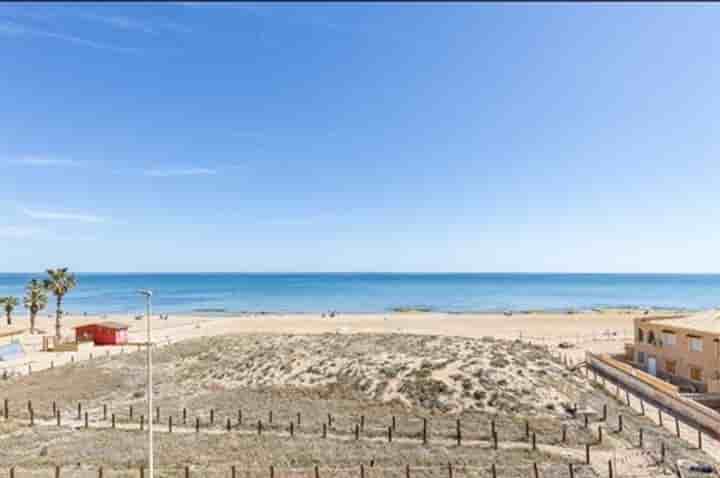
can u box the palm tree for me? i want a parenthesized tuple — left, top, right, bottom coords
(44, 268, 77, 341)
(1, 297, 19, 326)
(24, 279, 48, 334)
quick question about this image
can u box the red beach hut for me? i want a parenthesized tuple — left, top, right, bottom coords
(74, 322, 129, 345)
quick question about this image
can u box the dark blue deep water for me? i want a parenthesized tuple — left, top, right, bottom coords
(0, 273, 719, 314)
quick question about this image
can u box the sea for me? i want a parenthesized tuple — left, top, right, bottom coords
(0, 273, 719, 315)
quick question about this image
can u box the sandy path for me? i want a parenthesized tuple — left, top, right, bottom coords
(2, 415, 668, 477)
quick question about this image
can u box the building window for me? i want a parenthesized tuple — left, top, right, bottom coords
(690, 366, 703, 382)
(637, 351, 646, 364)
(690, 337, 703, 352)
(638, 329, 645, 342)
(665, 360, 677, 375)
(662, 332, 676, 347)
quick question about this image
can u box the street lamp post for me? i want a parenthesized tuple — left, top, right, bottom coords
(138, 289, 154, 478)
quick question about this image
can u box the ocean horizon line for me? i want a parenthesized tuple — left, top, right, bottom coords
(4, 271, 720, 276)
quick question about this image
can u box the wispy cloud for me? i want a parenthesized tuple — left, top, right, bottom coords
(10, 155, 78, 166)
(144, 168, 217, 177)
(22, 208, 106, 224)
(0, 225, 96, 241)
(80, 12, 156, 34)
(77, 12, 192, 35)
(0, 225, 45, 240)
(0, 20, 139, 54)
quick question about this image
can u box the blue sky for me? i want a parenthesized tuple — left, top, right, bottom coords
(1, 3, 719, 273)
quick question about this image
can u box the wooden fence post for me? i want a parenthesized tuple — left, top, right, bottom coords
(625, 391, 630, 406)
(354, 423, 359, 440)
(491, 463, 497, 478)
(406, 464, 410, 478)
(322, 423, 327, 438)
(448, 463, 453, 478)
(258, 420, 263, 435)
(130, 405, 133, 419)
(392, 415, 396, 431)
(55, 465, 60, 478)
(140, 465, 144, 478)
(493, 431, 498, 450)
(328, 413, 333, 427)
(196, 417, 200, 433)
(617, 415, 623, 433)
(268, 410, 272, 424)
(78, 402, 82, 420)
(660, 442, 666, 463)
(698, 430, 703, 450)
(359, 414, 363, 431)
(238, 409, 242, 425)
(231, 465, 236, 478)
(585, 444, 590, 464)
(658, 409, 663, 426)
(210, 408, 214, 425)
(103, 404, 107, 421)
(298, 412, 301, 425)
(388, 425, 392, 443)
(140, 415, 144, 431)
(85, 412, 88, 429)
(561, 424, 567, 443)
(423, 418, 428, 444)
(52, 400, 56, 417)
(598, 425, 602, 444)
(361, 464, 365, 478)
(57, 410, 61, 426)
(183, 407, 187, 424)
(227, 417, 232, 432)
(608, 460, 613, 478)
(675, 417, 680, 437)
(314, 465, 319, 478)
(156, 406, 160, 424)
(98, 466, 103, 478)
(568, 464, 574, 478)
(270, 465, 274, 478)
(3, 398, 7, 420)
(29, 407, 34, 426)
(169, 415, 173, 433)
(533, 462, 539, 478)
(112, 413, 116, 429)
(639, 428, 643, 448)
(640, 400, 645, 415)
(602, 404, 607, 421)
(456, 419, 461, 446)
(525, 420, 530, 439)
(532, 431, 536, 450)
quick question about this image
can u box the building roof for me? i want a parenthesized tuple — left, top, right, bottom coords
(645, 310, 720, 334)
(74, 321, 129, 330)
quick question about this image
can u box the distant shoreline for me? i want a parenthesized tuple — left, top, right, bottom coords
(125, 304, 696, 317)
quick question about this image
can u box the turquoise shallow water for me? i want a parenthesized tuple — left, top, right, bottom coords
(0, 273, 719, 314)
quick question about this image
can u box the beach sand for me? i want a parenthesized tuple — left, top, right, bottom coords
(1, 308, 683, 376)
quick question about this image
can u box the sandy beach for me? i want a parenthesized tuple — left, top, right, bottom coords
(3, 307, 717, 477)
(1, 308, 682, 376)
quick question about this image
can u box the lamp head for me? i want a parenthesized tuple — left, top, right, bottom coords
(137, 289, 153, 297)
